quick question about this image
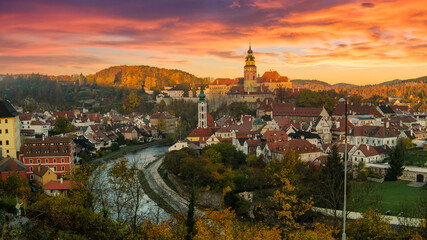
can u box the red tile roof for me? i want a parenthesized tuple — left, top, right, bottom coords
(356, 144, 380, 157)
(351, 126, 397, 138)
(0, 157, 27, 173)
(188, 128, 215, 138)
(19, 113, 33, 121)
(332, 103, 383, 117)
(210, 78, 240, 86)
(262, 130, 288, 142)
(43, 180, 70, 190)
(257, 71, 289, 83)
(273, 103, 324, 117)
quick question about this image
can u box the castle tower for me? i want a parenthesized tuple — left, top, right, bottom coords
(244, 44, 258, 93)
(198, 85, 207, 128)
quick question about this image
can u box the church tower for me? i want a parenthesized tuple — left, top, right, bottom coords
(198, 85, 207, 128)
(244, 44, 258, 93)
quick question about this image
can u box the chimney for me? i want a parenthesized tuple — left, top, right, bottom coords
(60, 178, 63, 184)
(336, 121, 340, 129)
(37, 165, 40, 172)
(367, 145, 370, 151)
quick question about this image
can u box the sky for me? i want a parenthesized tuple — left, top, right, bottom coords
(0, 0, 426, 85)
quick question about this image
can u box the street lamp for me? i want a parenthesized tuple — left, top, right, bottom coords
(339, 97, 348, 240)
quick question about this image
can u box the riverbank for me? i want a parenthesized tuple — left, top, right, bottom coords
(139, 160, 177, 216)
(92, 140, 167, 164)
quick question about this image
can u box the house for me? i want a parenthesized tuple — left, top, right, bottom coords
(332, 103, 383, 118)
(19, 137, 76, 179)
(306, 117, 331, 143)
(351, 144, 387, 163)
(272, 102, 329, 123)
(32, 164, 57, 186)
(288, 131, 322, 146)
(0, 100, 22, 158)
(187, 128, 215, 148)
(166, 84, 186, 98)
(243, 139, 261, 155)
(150, 111, 178, 134)
(118, 127, 138, 140)
(262, 130, 288, 142)
(349, 126, 398, 148)
(259, 139, 323, 162)
(168, 140, 189, 152)
(43, 178, 71, 197)
(377, 105, 395, 118)
(331, 119, 354, 141)
(0, 157, 27, 180)
(209, 78, 241, 95)
(29, 120, 49, 136)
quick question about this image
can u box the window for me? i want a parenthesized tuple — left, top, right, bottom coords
(54, 159, 57, 163)
(0, 130, 2, 134)
(5, 129, 7, 134)
(62, 166, 65, 171)
(6, 140, 9, 145)
(37, 159, 40, 163)
(6, 150, 9, 153)
(30, 166, 33, 171)
(5, 120, 7, 123)
(45, 159, 48, 163)
(62, 158, 65, 163)
(29, 159, 33, 164)
(30, 175, 34, 180)
(53, 166, 57, 171)
(0, 141, 2, 145)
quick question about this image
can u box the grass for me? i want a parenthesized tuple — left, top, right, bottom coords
(384, 148, 427, 167)
(405, 148, 427, 167)
(350, 180, 425, 217)
(158, 168, 179, 194)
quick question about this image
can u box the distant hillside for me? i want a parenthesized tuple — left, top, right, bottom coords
(378, 76, 427, 86)
(291, 79, 331, 91)
(86, 65, 202, 89)
(332, 83, 358, 88)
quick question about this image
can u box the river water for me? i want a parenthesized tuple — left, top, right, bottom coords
(98, 145, 170, 223)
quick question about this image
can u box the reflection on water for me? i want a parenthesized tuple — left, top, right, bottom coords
(98, 145, 170, 223)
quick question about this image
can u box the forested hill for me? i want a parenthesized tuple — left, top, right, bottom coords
(291, 79, 358, 90)
(86, 65, 202, 89)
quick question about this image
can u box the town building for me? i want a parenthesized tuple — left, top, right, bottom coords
(0, 100, 22, 158)
(32, 164, 57, 186)
(0, 156, 27, 180)
(19, 137, 76, 179)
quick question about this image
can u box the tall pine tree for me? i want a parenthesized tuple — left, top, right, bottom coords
(385, 139, 405, 181)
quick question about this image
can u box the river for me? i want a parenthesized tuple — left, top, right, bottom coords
(97, 145, 170, 223)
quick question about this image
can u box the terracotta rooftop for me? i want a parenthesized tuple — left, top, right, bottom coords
(43, 179, 70, 190)
(0, 157, 27, 173)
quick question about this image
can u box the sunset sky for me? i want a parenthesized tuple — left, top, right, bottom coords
(0, 0, 426, 85)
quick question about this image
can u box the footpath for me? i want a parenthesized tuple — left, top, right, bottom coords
(312, 207, 424, 226)
(143, 157, 205, 217)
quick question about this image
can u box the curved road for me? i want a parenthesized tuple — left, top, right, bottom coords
(143, 157, 205, 217)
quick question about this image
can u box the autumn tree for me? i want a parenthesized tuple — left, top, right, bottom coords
(54, 116, 72, 133)
(68, 162, 108, 211)
(108, 158, 132, 222)
(267, 150, 313, 235)
(347, 209, 393, 240)
(122, 91, 141, 113)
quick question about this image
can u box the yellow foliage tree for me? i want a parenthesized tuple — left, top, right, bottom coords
(267, 150, 313, 235)
(194, 208, 281, 240)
